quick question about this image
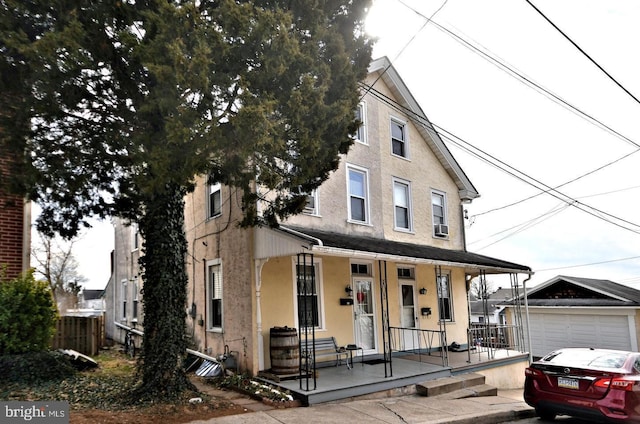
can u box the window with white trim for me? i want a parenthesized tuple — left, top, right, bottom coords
(391, 118, 408, 158)
(121, 280, 128, 320)
(296, 261, 323, 329)
(132, 278, 139, 321)
(207, 261, 223, 330)
(347, 165, 369, 224)
(303, 189, 319, 215)
(393, 178, 412, 231)
(208, 181, 222, 218)
(432, 190, 448, 237)
(131, 223, 139, 251)
(437, 273, 453, 321)
(355, 102, 367, 144)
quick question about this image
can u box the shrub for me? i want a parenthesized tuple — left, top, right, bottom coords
(0, 350, 76, 384)
(0, 270, 58, 355)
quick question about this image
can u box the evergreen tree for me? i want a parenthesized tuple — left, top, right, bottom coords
(1, 0, 372, 399)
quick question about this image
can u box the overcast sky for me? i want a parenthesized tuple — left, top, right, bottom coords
(62, 0, 640, 290)
(368, 0, 640, 288)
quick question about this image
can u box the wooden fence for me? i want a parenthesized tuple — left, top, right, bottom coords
(52, 315, 105, 356)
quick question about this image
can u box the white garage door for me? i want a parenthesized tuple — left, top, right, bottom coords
(524, 311, 633, 358)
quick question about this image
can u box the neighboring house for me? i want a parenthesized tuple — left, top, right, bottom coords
(470, 287, 522, 324)
(108, 57, 531, 386)
(0, 152, 31, 280)
(104, 220, 141, 342)
(507, 275, 640, 359)
(78, 289, 106, 311)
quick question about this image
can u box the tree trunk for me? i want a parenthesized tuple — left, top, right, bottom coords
(136, 183, 193, 399)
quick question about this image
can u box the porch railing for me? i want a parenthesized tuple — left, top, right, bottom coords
(389, 326, 448, 367)
(467, 323, 525, 362)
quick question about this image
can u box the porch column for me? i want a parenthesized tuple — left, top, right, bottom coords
(255, 259, 269, 371)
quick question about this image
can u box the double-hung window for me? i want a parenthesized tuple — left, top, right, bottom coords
(296, 262, 322, 328)
(355, 102, 367, 144)
(348, 165, 369, 224)
(121, 280, 128, 320)
(303, 189, 319, 215)
(208, 261, 223, 330)
(393, 178, 412, 231)
(208, 182, 222, 218)
(432, 190, 448, 237)
(132, 278, 139, 321)
(437, 273, 453, 321)
(391, 118, 408, 158)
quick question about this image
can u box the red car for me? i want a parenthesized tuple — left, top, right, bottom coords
(524, 348, 640, 422)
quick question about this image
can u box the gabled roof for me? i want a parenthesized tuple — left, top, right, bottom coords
(523, 275, 640, 307)
(81, 289, 104, 300)
(368, 57, 479, 202)
(279, 226, 531, 275)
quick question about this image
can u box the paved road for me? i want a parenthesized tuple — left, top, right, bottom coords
(500, 416, 582, 423)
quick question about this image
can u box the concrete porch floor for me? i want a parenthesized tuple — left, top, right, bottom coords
(258, 349, 528, 405)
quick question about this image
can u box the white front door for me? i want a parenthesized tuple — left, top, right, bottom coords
(400, 283, 418, 350)
(353, 278, 377, 354)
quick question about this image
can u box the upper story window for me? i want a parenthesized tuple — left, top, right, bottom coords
(354, 102, 367, 145)
(302, 189, 319, 215)
(391, 118, 408, 158)
(431, 190, 449, 238)
(208, 181, 222, 219)
(393, 178, 412, 231)
(131, 224, 139, 251)
(347, 165, 370, 224)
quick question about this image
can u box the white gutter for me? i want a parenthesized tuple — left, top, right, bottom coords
(310, 244, 532, 276)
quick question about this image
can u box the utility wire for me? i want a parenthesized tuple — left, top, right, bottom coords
(361, 0, 448, 101)
(536, 255, 640, 272)
(396, 1, 640, 149)
(360, 82, 640, 235)
(525, 0, 640, 106)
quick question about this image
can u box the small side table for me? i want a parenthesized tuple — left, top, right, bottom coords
(345, 344, 363, 368)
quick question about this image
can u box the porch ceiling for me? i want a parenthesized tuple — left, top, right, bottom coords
(272, 226, 531, 276)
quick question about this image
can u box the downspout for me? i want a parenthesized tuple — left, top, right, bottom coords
(522, 274, 533, 364)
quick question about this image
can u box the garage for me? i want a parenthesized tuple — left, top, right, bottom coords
(510, 276, 640, 359)
(524, 309, 634, 358)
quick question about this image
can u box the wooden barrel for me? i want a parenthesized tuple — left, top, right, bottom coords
(270, 326, 299, 374)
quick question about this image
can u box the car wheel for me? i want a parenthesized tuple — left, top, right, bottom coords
(535, 407, 556, 421)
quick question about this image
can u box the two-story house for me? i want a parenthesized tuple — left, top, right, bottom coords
(108, 57, 531, 401)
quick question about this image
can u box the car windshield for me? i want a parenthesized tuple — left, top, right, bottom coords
(542, 350, 629, 369)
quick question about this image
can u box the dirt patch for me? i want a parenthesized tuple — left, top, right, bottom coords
(70, 401, 249, 424)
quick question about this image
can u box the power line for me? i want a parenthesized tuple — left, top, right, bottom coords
(361, 0, 448, 102)
(395, 1, 640, 149)
(360, 82, 640, 235)
(536, 255, 640, 272)
(525, 0, 640, 106)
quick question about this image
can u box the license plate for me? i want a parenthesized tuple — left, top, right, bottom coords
(558, 377, 579, 390)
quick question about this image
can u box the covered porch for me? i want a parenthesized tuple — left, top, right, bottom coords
(258, 347, 529, 405)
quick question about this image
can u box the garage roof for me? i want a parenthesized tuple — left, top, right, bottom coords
(523, 275, 640, 307)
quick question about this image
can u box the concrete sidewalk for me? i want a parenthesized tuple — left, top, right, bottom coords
(188, 389, 536, 424)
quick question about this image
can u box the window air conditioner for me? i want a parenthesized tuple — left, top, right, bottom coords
(434, 224, 449, 237)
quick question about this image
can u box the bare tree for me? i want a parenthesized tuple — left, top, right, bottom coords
(469, 278, 496, 300)
(31, 232, 86, 313)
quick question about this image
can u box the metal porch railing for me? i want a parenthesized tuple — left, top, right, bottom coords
(389, 326, 448, 367)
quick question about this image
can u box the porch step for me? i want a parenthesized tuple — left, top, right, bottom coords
(415, 373, 494, 398)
